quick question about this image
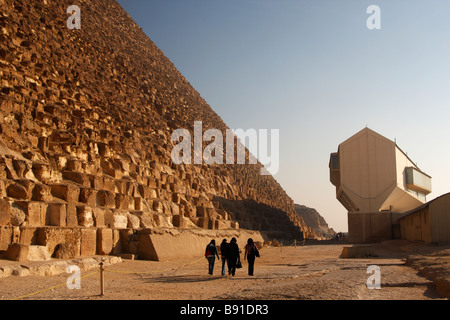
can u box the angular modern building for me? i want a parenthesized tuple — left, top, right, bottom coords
(329, 128, 432, 242)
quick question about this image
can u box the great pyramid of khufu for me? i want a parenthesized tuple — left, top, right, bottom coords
(0, 0, 316, 261)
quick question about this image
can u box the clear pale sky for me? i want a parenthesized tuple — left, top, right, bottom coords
(116, 0, 450, 232)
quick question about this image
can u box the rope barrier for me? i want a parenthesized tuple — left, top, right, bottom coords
(9, 241, 303, 300)
(103, 256, 205, 275)
(9, 271, 99, 301)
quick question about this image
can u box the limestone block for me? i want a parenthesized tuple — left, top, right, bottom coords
(97, 190, 115, 208)
(7, 182, 31, 200)
(66, 203, 78, 227)
(50, 183, 80, 203)
(197, 217, 209, 229)
(137, 184, 150, 199)
(18, 227, 37, 245)
(112, 229, 121, 254)
(27, 245, 51, 261)
(105, 211, 127, 229)
(196, 206, 207, 218)
(93, 207, 107, 227)
(89, 175, 103, 189)
(80, 228, 97, 256)
(0, 180, 6, 197)
(127, 213, 140, 229)
(115, 194, 134, 210)
(0, 226, 13, 250)
(153, 200, 163, 213)
(1, 158, 18, 179)
(77, 205, 94, 227)
(32, 183, 52, 202)
(79, 187, 97, 206)
(62, 171, 90, 187)
(97, 228, 113, 255)
(54, 243, 79, 259)
(0, 198, 10, 225)
(5, 243, 29, 261)
(17, 201, 47, 227)
(32, 163, 52, 182)
(102, 177, 116, 192)
(36, 227, 81, 258)
(47, 203, 66, 227)
(12, 159, 28, 179)
(172, 215, 188, 228)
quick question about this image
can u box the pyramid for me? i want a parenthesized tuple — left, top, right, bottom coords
(0, 0, 316, 260)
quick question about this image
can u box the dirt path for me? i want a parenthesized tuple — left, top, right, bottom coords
(0, 243, 446, 301)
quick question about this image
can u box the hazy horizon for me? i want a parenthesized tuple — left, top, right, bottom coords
(117, 0, 450, 233)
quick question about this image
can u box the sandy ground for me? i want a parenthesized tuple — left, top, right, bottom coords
(0, 240, 448, 302)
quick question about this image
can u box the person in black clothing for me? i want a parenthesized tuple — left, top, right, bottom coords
(205, 239, 220, 275)
(220, 239, 229, 276)
(244, 238, 259, 276)
(227, 237, 240, 276)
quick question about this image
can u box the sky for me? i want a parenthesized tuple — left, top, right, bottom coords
(116, 0, 450, 232)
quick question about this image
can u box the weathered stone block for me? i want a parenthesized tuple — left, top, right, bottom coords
(97, 228, 113, 255)
(7, 182, 31, 199)
(50, 183, 80, 203)
(36, 227, 81, 258)
(115, 194, 134, 210)
(47, 203, 66, 227)
(5, 243, 29, 261)
(0, 198, 10, 225)
(32, 183, 52, 202)
(62, 171, 91, 187)
(0, 226, 13, 251)
(196, 217, 209, 229)
(79, 188, 97, 206)
(80, 228, 97, 256)
(172, 215, 188, 228)
(97, 190, 115, 208)
(127, 213, 140, 229)
(27, 245, 51, 261)
(19, 227, 37, 245)
(66, 203, 78, 227)
(105, 211, 127, 229)
(112, 229, 121, 255)
(93, 207, 107, 227)
(18, 201, 47, 227)
(77, 205, 94, 227)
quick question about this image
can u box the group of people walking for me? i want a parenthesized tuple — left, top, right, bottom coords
(205, 237, 260, 276)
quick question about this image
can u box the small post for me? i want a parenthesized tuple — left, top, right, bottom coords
(294, 239, 297, 248)
(281, 242, 283, 253)
(99, 262, 104, 296)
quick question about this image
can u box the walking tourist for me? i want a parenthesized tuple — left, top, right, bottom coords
(205, 239, 220, 275)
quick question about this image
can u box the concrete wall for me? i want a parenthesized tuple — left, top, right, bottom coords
(339, 128, 397, 213)
(429, 195, 450, 243)
(348, 212, 393, 243)
(400, 208, 431, 243)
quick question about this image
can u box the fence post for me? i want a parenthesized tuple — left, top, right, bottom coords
(99, 262, 104, 296)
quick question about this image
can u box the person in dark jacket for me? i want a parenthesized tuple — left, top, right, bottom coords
(226, 237, 240, 276)
(244, 238, 259, 276)
(220, 239, 229, 276)
(205, 239, 220, 275)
